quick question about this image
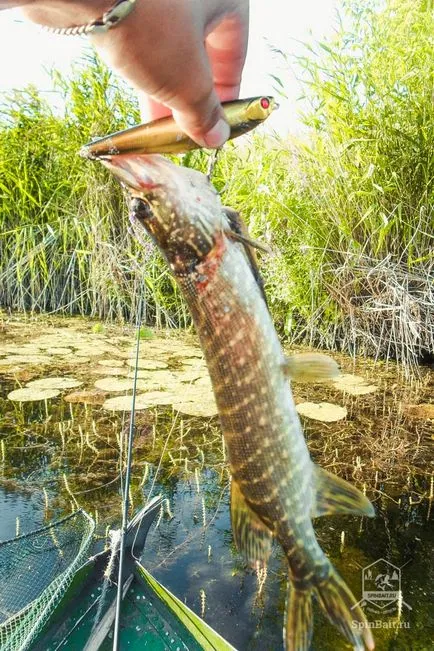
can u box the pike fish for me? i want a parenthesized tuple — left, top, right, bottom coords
(94, 153, 375, 651)
(80, 96, 277, 159)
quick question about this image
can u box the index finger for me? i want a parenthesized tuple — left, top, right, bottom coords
(139, 6, 249, 122)
(206, 10, 249, 101)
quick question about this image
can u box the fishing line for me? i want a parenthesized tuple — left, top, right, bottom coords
(112, 294, 143, 651)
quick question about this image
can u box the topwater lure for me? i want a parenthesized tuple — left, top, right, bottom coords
(80, 96, 277, 158)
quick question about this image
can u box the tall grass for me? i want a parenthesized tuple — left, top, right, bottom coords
(288, 0, 434, 367)
(0, 55, 186, 327)
(212, 0, 433, 370)
(0, 1, 433, 372)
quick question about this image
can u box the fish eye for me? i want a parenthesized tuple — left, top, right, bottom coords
(130, 197, 153, 221)
(260, 97, 270, 109)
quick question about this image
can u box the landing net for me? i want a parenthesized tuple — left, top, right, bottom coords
(0, 509, 95, 651)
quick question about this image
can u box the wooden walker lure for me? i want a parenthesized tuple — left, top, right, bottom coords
(80, 96, 277, 158)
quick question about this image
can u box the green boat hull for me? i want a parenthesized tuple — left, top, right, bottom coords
(31, 498, 235, 651)
(34, 559, 235, 650)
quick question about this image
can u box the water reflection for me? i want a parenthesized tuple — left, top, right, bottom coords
(0, 488, 45, 540)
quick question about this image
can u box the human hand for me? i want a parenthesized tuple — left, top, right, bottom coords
(21, 0, 249, 148)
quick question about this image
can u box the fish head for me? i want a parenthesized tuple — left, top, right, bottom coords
(100, 154, 225, 274)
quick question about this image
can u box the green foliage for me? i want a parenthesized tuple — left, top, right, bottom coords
(287, 0, 434, 363)
(0, 54, 184, 326)
(139, 326, 154, 340)
(296, 0, 434, 263)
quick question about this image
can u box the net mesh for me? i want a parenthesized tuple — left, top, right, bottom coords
(0, 509, 95, 651)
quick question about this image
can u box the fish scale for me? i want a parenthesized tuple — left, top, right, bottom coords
(94, 153, 376, 651)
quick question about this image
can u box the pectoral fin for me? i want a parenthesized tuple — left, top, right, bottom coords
(231, 479, 273, 568)
(223, 207, 269, 307)
(226, 229, 272, 255)
(311, 465, 375, 518)
(283, 353, 341, 383)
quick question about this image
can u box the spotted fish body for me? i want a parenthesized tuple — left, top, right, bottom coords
(96, 154, 375, 651)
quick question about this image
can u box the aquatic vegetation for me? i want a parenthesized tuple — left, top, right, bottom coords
(94, 377, 150, 393)
(296, 401, 347, 423)
(128, 359, 169, 370)
(0, 316, 431, 485)
(7, 387, 60, 402)
(97, 359, 126, 368)
(0, 316, 432, 649)
(0, 355, 52, 366)
(92, 367, 127, 376)
(332, 374, 379, 396)
(138, 327, 154, 340)
(26, 377, 82, 390)
(102, 391, 175, 412)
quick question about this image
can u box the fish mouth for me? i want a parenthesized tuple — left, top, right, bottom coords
(94, 154, 166, 194)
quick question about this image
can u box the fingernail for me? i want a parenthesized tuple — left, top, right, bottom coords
(203, 118, 230, 148)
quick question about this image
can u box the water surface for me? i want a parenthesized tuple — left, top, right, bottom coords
(0, 315, 432, 650)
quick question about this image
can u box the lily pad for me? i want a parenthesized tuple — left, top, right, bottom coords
(102, 391, 175, 411)
(26, 377, 83, 390)
(98, 359, 126, 368)
(296, 401, 347, 422)
(332, 374, 378, 396)
(181, 359, 206, 368)
(194, 376, 213, 389)
(0, 355, 52, 365)
(333, 374, 368, 387)
(128, 359, 169, 370)
(174, 349, 203, 359)
(75, 348, 107, 357)
(67, 356, 90, 365)
(92, 367, 128, 377)
(8, 387, 60, 402)
(126, 370, 178, 386)
(94, 377, 149, 392)
(45, 347, 73, 355)
(339, 384, 378, 396)
(64, 390, 107, 405)
(172, 399, 218, 417)
(178, 370, 206, 383)
(5, 345, 43, 354)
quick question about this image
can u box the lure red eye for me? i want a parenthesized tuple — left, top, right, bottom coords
(260, 97, 270, 109)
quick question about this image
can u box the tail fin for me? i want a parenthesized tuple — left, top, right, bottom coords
(284, 565, 375, 651)
(284, 583, 313, 651)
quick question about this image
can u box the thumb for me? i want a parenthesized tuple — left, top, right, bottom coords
(150, 29, 230, 148)
(171, 88, 230, 149)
